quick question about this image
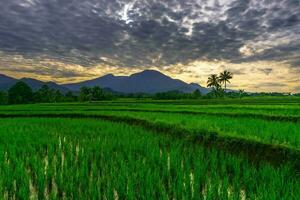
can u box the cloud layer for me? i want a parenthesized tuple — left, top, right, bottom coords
(0, 0, 299, 92)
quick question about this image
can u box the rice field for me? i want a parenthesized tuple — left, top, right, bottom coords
(0, 98, 299, 199)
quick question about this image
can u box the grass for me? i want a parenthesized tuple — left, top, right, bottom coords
(0, 118, 299, 199)
(1, 105, 299, 149)
(0, 98, 299, 199)
(1, 101, 300, 116)
(85, 110, 300, 149)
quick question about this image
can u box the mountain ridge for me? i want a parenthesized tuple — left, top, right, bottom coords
(0, 70, 210, 94)
(0, 74, 69, 93)
(63, 70, 209, 94)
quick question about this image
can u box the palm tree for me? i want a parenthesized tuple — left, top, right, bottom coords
(207, 74, 220, 90)
(238, 89, 245, 98)
(219, 70, 233, 93)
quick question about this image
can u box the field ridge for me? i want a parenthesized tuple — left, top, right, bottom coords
(1, 113, 299, 172)
(2, 108, 300, 123)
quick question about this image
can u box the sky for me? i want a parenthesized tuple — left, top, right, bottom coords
(0, 0, 299, 93)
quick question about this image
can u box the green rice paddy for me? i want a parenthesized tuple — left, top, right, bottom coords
(0, 98, 299, 199)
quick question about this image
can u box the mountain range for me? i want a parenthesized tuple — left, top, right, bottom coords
(0, 74, 70, 93)
(0, 70, 209, 94)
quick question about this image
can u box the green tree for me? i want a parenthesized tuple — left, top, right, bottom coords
(207, 74, 221, 90)
(0, 91, 8, 105)
(65, 91, 76, 102)
(91, 86, 104, 101)
(79, 86, 92, 102)
(207, 74, 223, 98)
(8, 81, 33, 104)
(35, 85, 51, 102)
(192, 89, 202, 99)
(219, 70, 233, 93)
(238, 89, 247, 98)
(155, 90, 184, 100)
(54, 90, 63, 102)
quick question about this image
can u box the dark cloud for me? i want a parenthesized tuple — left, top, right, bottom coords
(257, 68, 273, 75)
(255, 82, 288, 88)
(0, 64, 84, 78)
(0, 0, 299, 68)
(220, 65, 246, 75)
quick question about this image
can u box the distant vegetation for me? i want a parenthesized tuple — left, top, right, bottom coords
(0, 71, 298, 105)
(0, 81, 115, 104)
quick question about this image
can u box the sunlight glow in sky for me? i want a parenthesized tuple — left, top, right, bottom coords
(0, 0, 299, 92)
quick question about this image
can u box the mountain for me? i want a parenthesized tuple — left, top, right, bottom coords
(0, 70, 210, 94)
(63, 70, 209, 94)
(0, 74, 17, 91)
(0, 74, 69, 93)
(20, 78, 70, 93)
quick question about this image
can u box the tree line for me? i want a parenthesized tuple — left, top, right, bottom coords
(0, 81, 114, 105)
(0, 81, 203, 104)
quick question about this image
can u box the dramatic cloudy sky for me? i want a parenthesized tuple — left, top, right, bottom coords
(0, 0, 299, 92)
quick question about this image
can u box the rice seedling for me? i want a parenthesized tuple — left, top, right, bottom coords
(0, 118, 299, 199)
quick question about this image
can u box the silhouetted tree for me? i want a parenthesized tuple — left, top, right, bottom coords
(65, 91, 76, 102)
(0, 91, 8, 105)
(219, 70, 233, 93)
(79, 86, 92, 102)
(238, 89, 246, 98)
(54, 90, 63, 102)
(8, 81, 33, 104)
(192, 89, 202, 99)
(35, 85, 52, 102)
(207, 74, 220, 90)
(91, 86, 104, 101)
(78, 86, 114, 101)
(155, 90, 185, 100)
(207, 74, 224, 98)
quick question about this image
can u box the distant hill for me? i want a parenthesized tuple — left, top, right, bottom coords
(0, 70, 210, 94)
(63, 70, 210, 94)
(0, 74, 16, 91)
(0, 74, 69, 93)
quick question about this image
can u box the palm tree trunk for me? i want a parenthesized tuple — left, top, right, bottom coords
(225, 82, 227, 94)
